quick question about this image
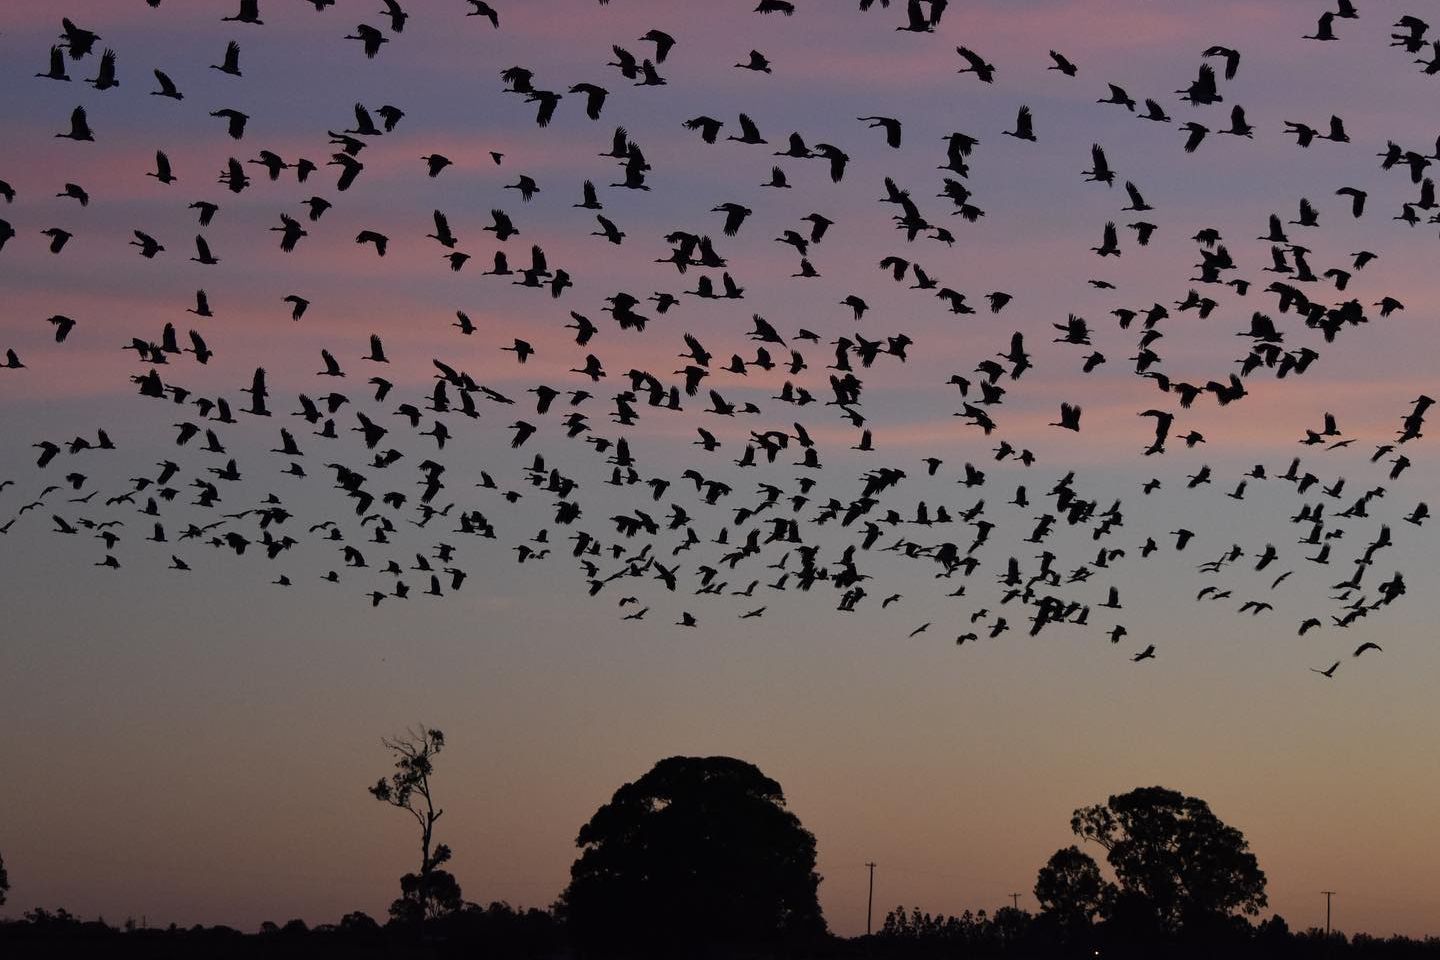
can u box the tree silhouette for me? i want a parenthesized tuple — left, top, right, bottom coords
(337, 911, 381, 934)
(1034, 844, 1111, 934)
(367, 726, 461, 926)
(1070, 785, 1267, 935)
(0, 851, 7, 907)
(558, 755, 825, 956)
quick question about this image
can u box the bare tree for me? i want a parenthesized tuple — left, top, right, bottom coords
(368, 726, 460, 924)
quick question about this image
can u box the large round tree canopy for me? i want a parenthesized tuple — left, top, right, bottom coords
(561, 756, 825, 954)
(1070, 785, 1268, 934)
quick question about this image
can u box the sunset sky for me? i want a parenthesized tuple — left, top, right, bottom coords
(1, 0, 1437, 939)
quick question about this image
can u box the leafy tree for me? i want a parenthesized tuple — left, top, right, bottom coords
(879, 904, 998, 949)
(1071, 785, 1267, 934)
(1034, 845, 1112, 933)
(558, 755, 825, 956)
(389, 866, 463, 925)
(25, 908, 79, 928)
(989, 905, 1035, 948)
(368, 726, 460, 925)
(337, 911, 381, 934)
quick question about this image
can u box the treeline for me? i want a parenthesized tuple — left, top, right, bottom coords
(871, 904, 1440, 960)
(6, 903, 1440, 960)
(0, 902, 564, 959)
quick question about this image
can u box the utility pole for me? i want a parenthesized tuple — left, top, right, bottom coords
(865, 862, 876, 936)
(1322, 890, 1336, 937)
(1008, 892, 1022, 911)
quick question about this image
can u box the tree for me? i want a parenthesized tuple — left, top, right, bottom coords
(0, 851, 7, 906)
(1070, 785, 1267, 934)
(1034, 845, 1111, 934)
(368, 726, 461, 925)
(337, 911, 382, 934)
(558, 756, 825, 956)
(988, 905, 1035, 949)
(390, 867, 463, 924)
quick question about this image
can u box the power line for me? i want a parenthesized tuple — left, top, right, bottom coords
(1008, 892, 1022, 911)
(1322, 890, 1336, 937)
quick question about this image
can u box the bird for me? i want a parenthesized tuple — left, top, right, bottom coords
(1047, 50, 1078, 76)
(130, 231, 164, 258)
(713, 203, 752, 236)
(1203, 44, 1241, 80)
(86, 49, 118, 91)
(1180, 122, 1208, 153)
(762, 167, 791, 189)
(47, 315, 77, 342)
(1092, 221, 1121, 257)
(1304, 11, 1337, 41)
(222, 0, 264, 25)
(37, 45, 71, 82)
(355, 230, 388, 256)
(505, 176, 540, 203)
(148, 151, 176, 185)
(736, 50, 772, 72)
(59, 18, 101, 59)
(1098, 83, 1135, 111)
(466, 1, 500, 27)
(151, 70, 184, 100)
(1219, 105, 1253, 138)
(56, 106, 94, 141)
(345, 24, 388, 58)
(640, 28, 676, 63)
(1003, 105, 1036, 142)
(955, 46, 996, 82)
(209, 108, 248, 140)
(211, 40, 242, 76)
(190, 236, 219, 265)
(422, 154, 452, 177)
(42, 228, 73, 254)
(1082, 144, 1115, 186)
(569, 83, 609, 120)
(427, 210, 458, 247)
(858, 116, 903, 148)
(1336, 186, 1366, 218)
(273, 214, 307, 252)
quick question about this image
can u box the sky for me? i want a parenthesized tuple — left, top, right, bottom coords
(1, 0, 1438, 939)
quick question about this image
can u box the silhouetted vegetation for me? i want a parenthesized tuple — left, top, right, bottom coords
(1020, 785, 1271, 955)
(1069, 785, 1269, 934)
(870, 904, 1440, 960)
(9, 902, 1440, 960)
(0, 902, 564, 959)
(368, 725, 462, 929)
(557, 755, 827, 957)
(7, 775, 1440, 958)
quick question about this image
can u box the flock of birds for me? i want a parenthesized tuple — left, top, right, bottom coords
(1, 0, 1436, 678)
